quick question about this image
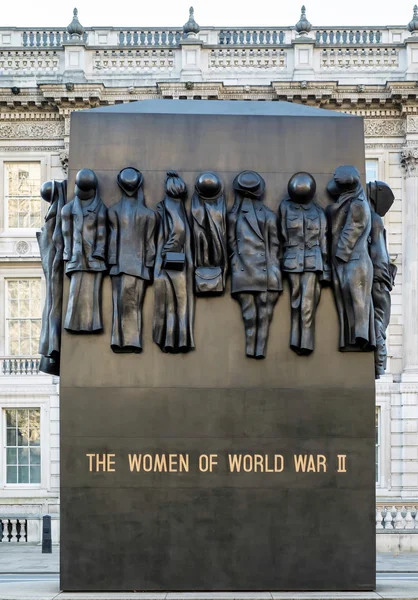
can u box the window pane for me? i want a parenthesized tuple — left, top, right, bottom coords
(30, 447, 41, 465)
(29, 410, 40, 446)
(7, 466, 17, 484)
(18, 447, 29, 465)
(6, 409, 16, 427)
(5, 163, 41, 229)
(18, 466, 29, 484)
(6, 279, 42, 356)
(7, 448, 17, 464)
(29, 466, 41, 484)
(366, 159, 379, 183)
(5, 409, 41, 484)
(7, 428, 16, 446)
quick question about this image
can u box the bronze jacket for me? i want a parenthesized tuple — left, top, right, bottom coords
(62, 192, 107, 274)
(228, 196, 282, 294)
(279, 198, 329, 280)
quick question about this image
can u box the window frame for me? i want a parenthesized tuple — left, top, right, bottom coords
(4, 161, 43, 231)
(1, 401, 49, 492)
(0, 155, 49, 236)
(4, 277, 42, 357)
(4, 407, 42, 485)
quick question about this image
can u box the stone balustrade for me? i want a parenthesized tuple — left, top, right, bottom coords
(0, 23, 415, 85)
(376, 505, 418, 530)
(320, 47, 400, 70)
(0, 517, 27, 542)
(0, 356, 40, 376)
(208, 48, 287, 70)
(0, 515, 60, 543)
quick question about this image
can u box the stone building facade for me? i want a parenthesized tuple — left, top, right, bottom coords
(0, 6, 417, 549)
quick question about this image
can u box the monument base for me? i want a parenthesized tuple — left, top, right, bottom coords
(60, 100, 375, 592)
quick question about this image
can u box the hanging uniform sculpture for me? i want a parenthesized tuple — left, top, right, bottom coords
(228, 171, 282, 359)
(37, 179, 67, 376)
(191, 172, 227, 294)
(36, 163, 395, 375)
(108, 168, 157, 353)
(279, 172, 330, 355)
(62, 169, 108, 333)
(367, 180, 397, 378)
(153, 171, 195, 353)
(326, 165, 375, 351)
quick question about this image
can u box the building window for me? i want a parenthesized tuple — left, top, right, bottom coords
(6, 279, 41, 356)
(5, 408, 41, 484)
(376, 407, 381, 485)
(366, 159, 379, 183)
(5, 162, 41, 228)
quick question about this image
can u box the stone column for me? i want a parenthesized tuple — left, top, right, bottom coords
(401, 146, 418, 376)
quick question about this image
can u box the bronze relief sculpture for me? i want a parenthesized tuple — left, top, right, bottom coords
(62, 169, 108, 333)
(153, 171, 195, 353)
(191, 172, 227, 294)
(279, 172, 330, 355)
(108, 168, 157, 353)
(326, 166, 375, 351)
(37, 179, 67, 376)
(228, 170, 282, 358)
(367, 180, 397, 378)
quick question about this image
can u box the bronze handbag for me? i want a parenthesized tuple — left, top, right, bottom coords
(195, 266, 223, 294)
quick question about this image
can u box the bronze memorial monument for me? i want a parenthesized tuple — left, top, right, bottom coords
(36, 100, 395, 591)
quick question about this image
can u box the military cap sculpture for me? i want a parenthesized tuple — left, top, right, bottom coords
(153, 171, 195, 353)
(191, 172, 227, 294)
(279, 172, 330, 355)
(62, 168, 108, 333)
(37, 179, 67, 376)
(367, 180, 397, 378)
(326, 165, 375, 351)
(108, 168, 157, 353)
(228, 170, 282, 358)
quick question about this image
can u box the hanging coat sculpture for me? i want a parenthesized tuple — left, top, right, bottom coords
(279, 172, 330, 356)
(191, 171, 227, 294)
(108, 168, 157, 353)
(326, 165, 375, 351)
(61, 169, 107, 333)
(367, 180, 397, 378)
(37, 179, 67, 376)
(153, 171, 195, 353)
(228, 170, 282, 358)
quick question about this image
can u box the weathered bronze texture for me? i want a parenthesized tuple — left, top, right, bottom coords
(62, 168, 107, 333)
(367, 180, 397, 378)
(153, 171, 195, 353)
(108, 168, 157, 353)
(279, 172, 330, 355)
(37, 179, 67, 376)
(61, 100, 375, 593)
(191, 171, 227, 294)
(228, 171, 282, 358)
(326, 166, 375, 351)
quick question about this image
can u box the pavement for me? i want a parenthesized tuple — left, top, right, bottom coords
(0, 547, 417, 600)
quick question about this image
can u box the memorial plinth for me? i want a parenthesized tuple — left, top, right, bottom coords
(60, 100, 375, 592)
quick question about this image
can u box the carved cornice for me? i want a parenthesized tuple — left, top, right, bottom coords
(0, 121, 64, 139)
(366, 143, 403, 149)
(0, 112, 61, 122)
(364, 118, 406, 137)
(401, 146, 418, 176)
(0, 145, 64, 152)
